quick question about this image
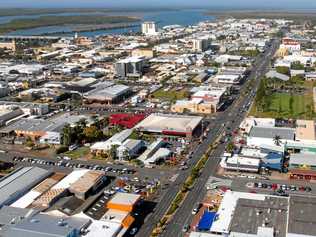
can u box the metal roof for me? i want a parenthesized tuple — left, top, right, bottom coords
(0, 167, 51, 207)
(249, 126, 295, 140)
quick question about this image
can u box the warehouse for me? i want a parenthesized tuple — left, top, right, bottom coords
(69, 170, 106, 200)
(32, 169, 90, 208)
(84, 84, 131, 104)
(135, 113, 203, 137)
(1, 212, 91, 237)
(0, 167, 52, 208)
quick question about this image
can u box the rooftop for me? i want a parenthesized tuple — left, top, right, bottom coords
(135, 113, 203, 134)
(248, 126, 295, 140)
(230, 196, 288, 237)
(288, 195, 316, 236)
(0, 167, 51, 207)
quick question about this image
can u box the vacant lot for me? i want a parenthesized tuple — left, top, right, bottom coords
(250, 92, 313, 119)
(63, 147, 90, 159)
(152, 88, 189, 101)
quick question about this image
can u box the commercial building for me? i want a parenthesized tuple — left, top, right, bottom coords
(0, 167, 52, 208)
(117, 139, 145, 160)
(247, 126, 295, 147)
(109, 113, 146, 129)
(135, 113, 203, 137)
(90, 129, 133, 155)
(115, 56, 147, 78)
(192, 38, 210, 52)
(107, 192, 141, 212)
(138, 138, 171, 165)
(142, 21, 158, 35)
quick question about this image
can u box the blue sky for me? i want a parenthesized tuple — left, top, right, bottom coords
(0, 0, 316, 9)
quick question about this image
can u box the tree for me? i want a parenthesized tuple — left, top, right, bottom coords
(109, 145, 119, 160)
(291, 61, 305, 70)
(25, 136, 34, 148)
(83, 126, 103, 142)
(276, 66, 290, 76)
(226, 142, 235, 153)
(61, 124, 74, 146)
(273, 135, 282, 146)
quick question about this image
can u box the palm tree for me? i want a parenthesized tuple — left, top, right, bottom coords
(273, 135, 282, 146)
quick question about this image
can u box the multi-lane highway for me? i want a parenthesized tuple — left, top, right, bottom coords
(146, 39, 280, 237)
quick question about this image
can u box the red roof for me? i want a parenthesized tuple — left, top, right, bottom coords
(109, 113, 146, 129)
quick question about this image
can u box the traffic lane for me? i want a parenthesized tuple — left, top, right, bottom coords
(162, 43, 279, 236)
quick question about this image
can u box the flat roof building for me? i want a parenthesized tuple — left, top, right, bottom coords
(69, 170, 106, 200)
(135, 113, 203, 137)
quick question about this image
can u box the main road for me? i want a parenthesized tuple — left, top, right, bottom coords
(143, 39, 280, 237)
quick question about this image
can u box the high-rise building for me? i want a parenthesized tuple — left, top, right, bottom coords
(142, 21, 158, 35)
(192, 38, 210, 52)
(115, 56, 147, 78)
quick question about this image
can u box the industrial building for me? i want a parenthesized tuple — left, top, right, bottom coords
(1, 212, 91, 237)
(84, 83, 131, 104)
(68, 170, 106, 200)
(0, 167, 52, 208)
(135, 113, 203, 137)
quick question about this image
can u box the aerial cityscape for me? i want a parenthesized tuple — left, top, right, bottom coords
(0, 1, 315, 237)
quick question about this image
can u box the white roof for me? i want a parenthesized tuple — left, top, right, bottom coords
(211, 191, 266, 234)
(53, 169, 89, 189)
(226, 155, 261, 167)
(91, 129, 132, 151)
(85, 220, 121, 237)
(135, 113, 202, 134)
(11, 190, 41, 209)
(101, 209, 129, 224)
(109, 192, 140, 206)
(142, 147, 171, 165)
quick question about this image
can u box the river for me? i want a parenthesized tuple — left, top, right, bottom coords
(3, 9, 215, 37)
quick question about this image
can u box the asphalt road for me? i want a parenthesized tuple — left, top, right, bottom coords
(159, 39, 280, 237)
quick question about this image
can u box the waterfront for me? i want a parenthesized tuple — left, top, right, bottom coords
(3, 9, 215, 37)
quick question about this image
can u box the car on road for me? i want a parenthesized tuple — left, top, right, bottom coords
(192, 203, 202, 215)
(182, 224, 190, 233)
(129, 227, 138, 236)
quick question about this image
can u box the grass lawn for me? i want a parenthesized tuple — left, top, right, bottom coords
(250, 92, 313, 119)
(63, 147, 90, 159)
(152, 88, 189, 101)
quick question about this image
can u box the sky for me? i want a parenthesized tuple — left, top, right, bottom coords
(0, 0, 316, 9)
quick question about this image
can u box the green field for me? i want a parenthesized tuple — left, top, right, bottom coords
(152, 88, 189, 101)
(63, 147, 90, 159)
(250, 92, 314, 119)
